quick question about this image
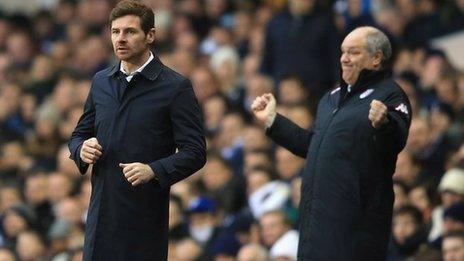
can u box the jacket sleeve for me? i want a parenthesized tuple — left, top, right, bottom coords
(149, 79, 206, 189)
(373, 87, 412, 154)
(266, 113, 313, 158)
(68, 86, 95, 175)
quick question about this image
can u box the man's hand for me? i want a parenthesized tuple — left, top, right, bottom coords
(369, 100, 389, 129)
(80, 138, 103, 164)
(251, 93, 277, 127)
(119, 163, 155, 186)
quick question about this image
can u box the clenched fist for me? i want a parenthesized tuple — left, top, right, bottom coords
(251, 93, 277, 127)
(369, 99, 389, 129)
(80, 137, 103, 164)
(119, 163, 155, 186)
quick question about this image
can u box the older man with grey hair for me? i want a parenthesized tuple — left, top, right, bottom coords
(252, 26, 412, 260)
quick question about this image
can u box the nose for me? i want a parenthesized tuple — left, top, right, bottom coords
(340, 53, 349, 64)
(115, 32, 126, 43)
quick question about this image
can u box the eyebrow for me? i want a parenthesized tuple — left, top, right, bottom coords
(341, 46, 363, 51)
(111, 26, 139, 31)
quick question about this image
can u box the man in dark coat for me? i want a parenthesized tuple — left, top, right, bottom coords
(68, 1, 206, 260)
(252, 26, 411, 260)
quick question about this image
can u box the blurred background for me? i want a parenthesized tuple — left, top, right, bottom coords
(0, 0, 464, 260)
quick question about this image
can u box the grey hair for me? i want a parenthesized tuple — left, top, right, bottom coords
(365, 28, 392, 68)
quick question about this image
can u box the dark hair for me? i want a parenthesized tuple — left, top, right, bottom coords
(247, 166, 278, 180)
(444, 231, 464, 242)
(394, 205, 423, 225)
(206, 150, 232, 170)
(280, 74, 305, 86)
(109, 0, 154, 34)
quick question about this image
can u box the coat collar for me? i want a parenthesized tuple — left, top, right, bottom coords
(107, 55, 163, 81)
(336, 68, 391, 106)
(340, 68, 392, 95)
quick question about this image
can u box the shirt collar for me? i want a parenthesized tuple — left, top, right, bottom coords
(107, 52, 163, 81)
(119, 52, 154, 76)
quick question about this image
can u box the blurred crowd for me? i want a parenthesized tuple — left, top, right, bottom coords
(0, 0, 464, 260)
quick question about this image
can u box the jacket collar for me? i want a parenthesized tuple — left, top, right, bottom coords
(340, 68, 392, 95)
(107, 55, 163, 81)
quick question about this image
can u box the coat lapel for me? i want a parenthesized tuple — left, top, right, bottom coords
(108, 56, 164, 108)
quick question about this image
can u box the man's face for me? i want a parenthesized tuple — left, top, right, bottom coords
(340, 29, 381, 85)
(260, 213, 288, 247)
(111, 15, 154, 63)
(393, 214, 417, 244)
(406, 118, 430, 153)
(443, 237, 464, 261)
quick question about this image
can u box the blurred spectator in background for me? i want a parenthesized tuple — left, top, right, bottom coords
(443, 231, 464, 261)
(15, 230, 46, 261)
(169, 195, 189, 242)
(429, 168, 464, 243)
(0, 248, 15, 261)
(187, 197, 221, 259)
(259, 210, 298, 260)
(261, 0, 340, 98)
(201, 152, 246, 217)
(388, 205, 429, 260)
(237, 243, 269, 261)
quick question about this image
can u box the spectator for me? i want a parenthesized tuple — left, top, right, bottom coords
(429, 168, 464, 242)
(172, 237, 203, 261)
(388, 205, 429, 260)
(169, 195, 189, 242)
(261, 0, 340, 98)
(187, 197, 221, 259)
(0, 248, 15, 261)
(443, 231, 464, 261)
(248, 169, 290, 219)
(277, 75, 309, 107)
(237, 243, 269, 261)
(15, 230, 46, 261)
(275, 147, 304, 181)
(47, 172, 73, 204)
(24, 173, 54, 235)
(259, 210, 298, 260)
(201, 152, 246, 216)
(444, 203, 464, 234)
(1, 205, 36, 249)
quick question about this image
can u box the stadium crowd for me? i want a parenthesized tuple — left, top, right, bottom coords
(0, 0, 464, 260)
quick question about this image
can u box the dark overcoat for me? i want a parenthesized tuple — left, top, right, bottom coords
(267, 70, 411, 260)
(69, 57, 206, 261)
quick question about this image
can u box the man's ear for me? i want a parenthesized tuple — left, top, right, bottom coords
(372, 51, 383, 68)
(146, 28, 155, 44)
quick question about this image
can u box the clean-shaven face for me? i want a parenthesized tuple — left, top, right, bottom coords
(340, 29, 378, 85)
(110, 15, 153, 63)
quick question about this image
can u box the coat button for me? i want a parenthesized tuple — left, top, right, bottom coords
(332, 108, 338, 114)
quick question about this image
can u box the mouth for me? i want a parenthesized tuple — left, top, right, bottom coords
(342, 65, 353, 71)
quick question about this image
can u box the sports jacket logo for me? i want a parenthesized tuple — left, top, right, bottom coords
(395, 103, 409, 115)
(359, 89, 374, 99)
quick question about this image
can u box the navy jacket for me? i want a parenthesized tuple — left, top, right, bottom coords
(267, 69, 411, 260)
(69, 57, 206, 261)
